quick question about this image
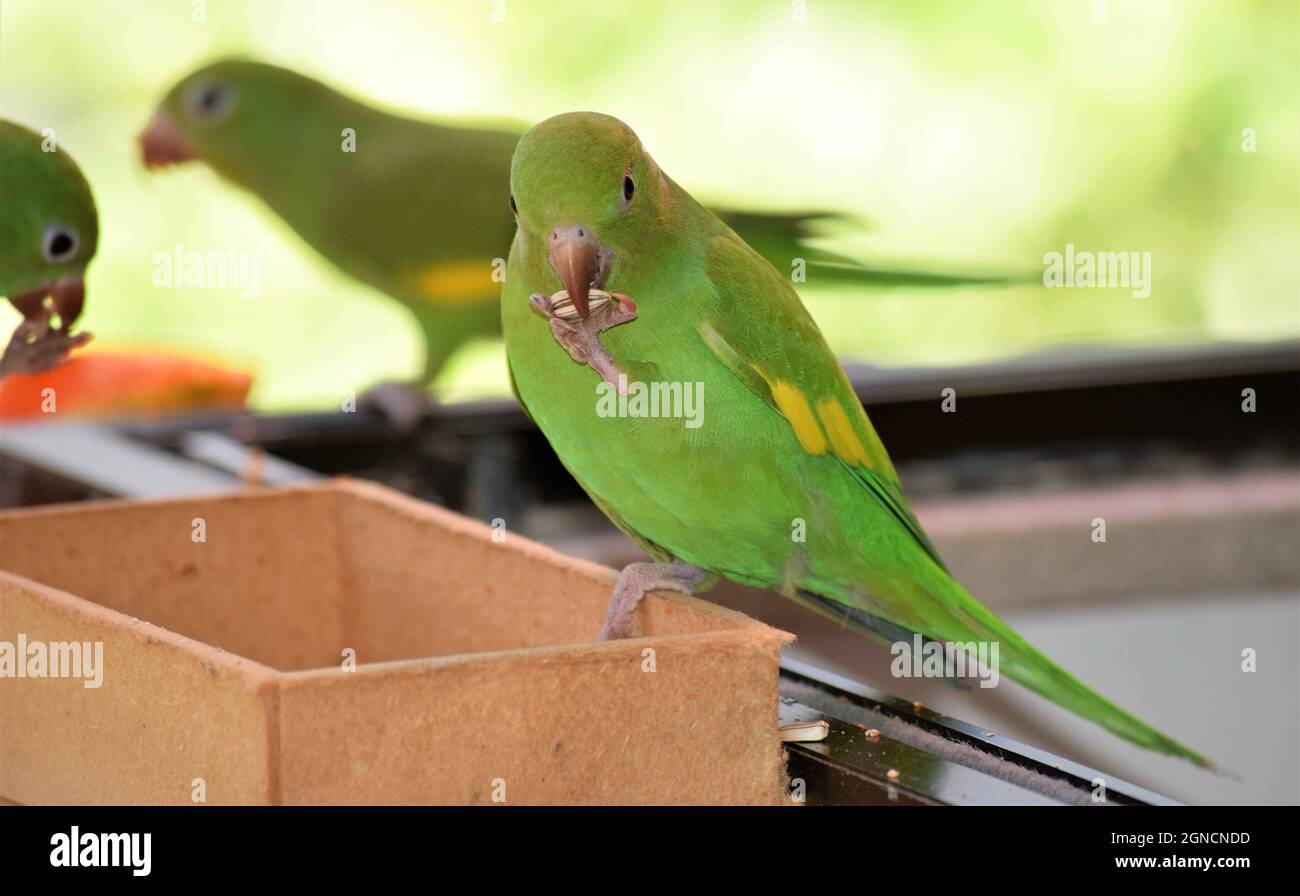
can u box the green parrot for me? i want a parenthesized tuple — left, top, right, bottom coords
(502, 112, 1211, 768)
(0, 120, 97, 377)
(140, 59, 1011, 415)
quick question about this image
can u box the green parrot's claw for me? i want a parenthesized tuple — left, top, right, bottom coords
(530, 291, 638, 392)
(0, 319, 91, 379)
(599, 560, 708, 641)
(528, 292, 555, 319)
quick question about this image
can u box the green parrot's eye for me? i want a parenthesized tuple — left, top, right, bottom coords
(509, 193, 518, 215)
(621, 173, 635, 206)
(42, 224, 79, 264)
(186, 80, 237, 122)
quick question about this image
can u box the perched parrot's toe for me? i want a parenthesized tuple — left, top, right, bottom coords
(599, 561, 709, 641)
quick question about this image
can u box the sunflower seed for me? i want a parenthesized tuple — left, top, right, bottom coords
(549, 288, 614, 321)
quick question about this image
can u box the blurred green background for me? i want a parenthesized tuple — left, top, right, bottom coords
(2, 0, 1296, 409)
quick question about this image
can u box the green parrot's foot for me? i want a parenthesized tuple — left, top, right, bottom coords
(599, 560, 709, 641)
(0, 319, 91, 379)
(357, 380, 437, 432)
(530, 291, 638, 392)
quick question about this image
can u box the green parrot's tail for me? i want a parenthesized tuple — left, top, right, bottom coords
(714, 207, 1032, 288)
(966, 595, 1213, 769)
(799, 573, 1215, 769)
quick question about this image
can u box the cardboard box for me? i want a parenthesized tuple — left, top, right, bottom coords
(0, 480, 791, 805)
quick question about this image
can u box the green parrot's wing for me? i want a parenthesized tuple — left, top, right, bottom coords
(698, 231, 947, 572)
(694, 230, 1212, 768)
(713, 207, 1029, 288)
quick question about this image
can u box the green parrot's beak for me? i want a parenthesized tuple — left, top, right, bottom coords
(547, 224, 610, 320)
(8, 276, 84, 331)
(50, 276, 85, 331)
(7, 286, 49, 322)
(139, 110, 197, 170)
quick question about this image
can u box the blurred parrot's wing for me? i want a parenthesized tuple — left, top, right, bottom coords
(713, 207, 1030, 288)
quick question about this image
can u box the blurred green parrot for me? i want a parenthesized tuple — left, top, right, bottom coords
(140, 59, 1009, 417)
(502, 112, 1211, 768)
(0, 120, 97, 377)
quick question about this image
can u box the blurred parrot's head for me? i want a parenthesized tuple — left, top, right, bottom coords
(0, 121, 99, 329)
(139, 58, 334, 189)
(510, 112, 667, 319)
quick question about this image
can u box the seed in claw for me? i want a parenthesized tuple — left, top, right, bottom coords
(549, 288, 613, 321)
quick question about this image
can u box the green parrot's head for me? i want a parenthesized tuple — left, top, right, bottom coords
(0, 121, 99, 330)
(139, 58, 327, 187)
(510, 112, 666, 319)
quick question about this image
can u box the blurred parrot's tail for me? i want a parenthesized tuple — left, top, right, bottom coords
(714, 207, 1032, 288)
(797, 570, 1215, 769)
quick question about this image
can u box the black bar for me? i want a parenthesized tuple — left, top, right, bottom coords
(0, 805, 1284, 881)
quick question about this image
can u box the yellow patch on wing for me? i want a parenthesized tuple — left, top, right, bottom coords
(769, 380, 828, 455)
(408, 259, 499, 305)
(817, 398, 873, 470)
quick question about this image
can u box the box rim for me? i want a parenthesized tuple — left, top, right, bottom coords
(0, 479, 793, 677)
(0, 568, 281, 684)
(278, 624, 794, 684)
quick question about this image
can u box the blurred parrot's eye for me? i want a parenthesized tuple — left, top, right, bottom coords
(42, 224, 79, 264)
(186, 80, 237, 122)
(509, 194, 518, 215)
(622, 173, 635, 206)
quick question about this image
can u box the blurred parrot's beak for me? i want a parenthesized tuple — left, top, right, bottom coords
(139, 110, 196, 169)
(50, 276, 85, 330)
(547, 224, 610, 320)
(6, 275, 84, 331)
